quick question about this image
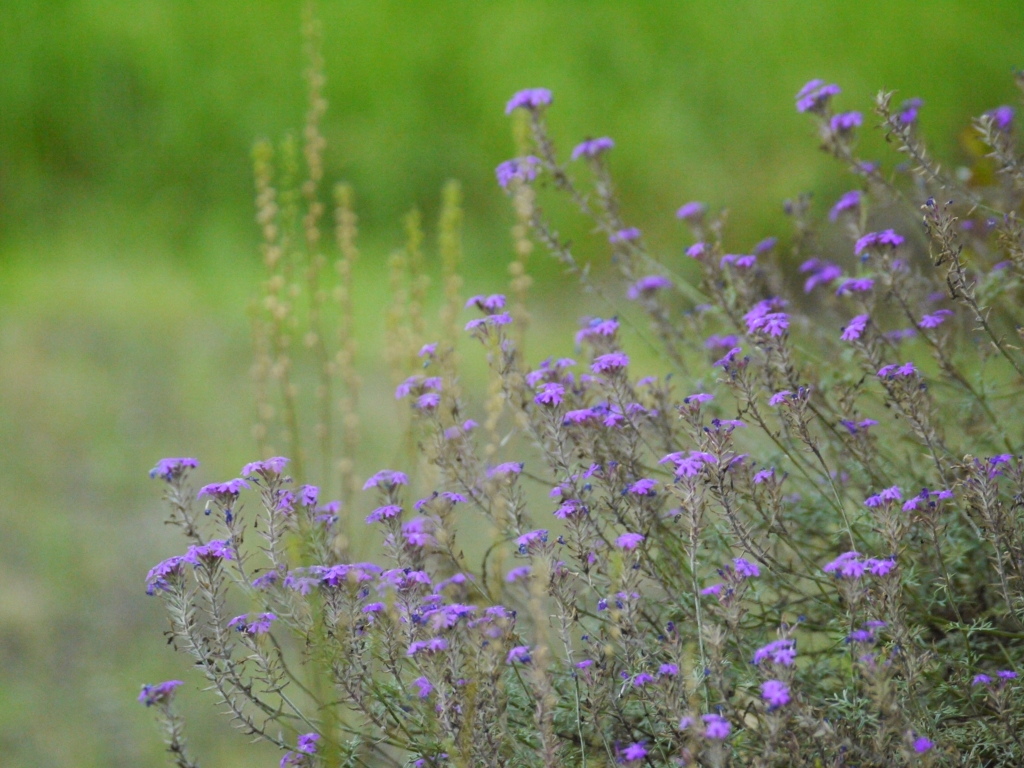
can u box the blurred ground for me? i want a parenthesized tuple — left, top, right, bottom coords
(1, 1, 1022, 765)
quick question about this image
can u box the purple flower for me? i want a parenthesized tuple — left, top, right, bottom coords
(415, 392, 441, 410)
(998, 670, 1018, 680)
(149, 457, 199, 481)
(897, 97, 923, 125)
(753, 639, 797, 666)
(496, 156, 540, 188)
(609, 227, 641, 244)
(412, 676, 433, 698)
(702, 713, 732, 740)
(505, 88, 553, 114)
(802, 261, 843, 292)
(183, 539, 234, 565)
(576, 316, 619, 344)
(754, 236, 778, 254)
(591, 352, 629, 373)
(753, 468, 775, 484)
(836, 278, 875, 295)
(734, 557, 760, 578)
(466, 294, 507, 312)
(987, 105, 1014, 132)
(913, 737, 934, 754)
(247, 613, 277, 634)
(841, 314, 870, 342)
(877, 362, 917, 379)
(676, 201, 706, 221)
(365, 504, 402, 524)
(866, 558, 897, 576)
(145, 555, 186, 595)
(918, 309, 953, 328)
(534, 382, 565, 406)
(506, 565, 531, 582)
(465, 313, 512, 332)
(296, 733, 320, 755)
(823, 551, 867, 579)
(197, 478, 249, 501)
(571, 136, 614, 160)
(713, 346, 744, 368)
(627, 275, 672, 300)
(616, 532, 645, 550)
(621, 742, 648, 762)
(685, 241, 707, 258)
(972, 674, 993, 686)
(506, 645, 532, 664)
(796, 79, 841, 113)
(829, 190, 862, 221)
(830, 111, 863, 133)
(684, 392, 715, 404)
(407, 638, 448, 656)
(747, 312, 789, 337)
(627, 478, 657, 496)
(487, 462, 524, 478)
(720, 253, 756, 268)
(768, 390, 792, 407)
(418, 342, 437, 357)
(138, 680, 183, 707)
(632, 672, 655, 687)
(855, 229, 905, 256)
(761, 679, 791, 708)
(363, 470, 409, 490)
(701, 584, 724, 596)
(516, 529, 548, 550)
(240, 456, 289, 477)
(659, 663, 679, 677)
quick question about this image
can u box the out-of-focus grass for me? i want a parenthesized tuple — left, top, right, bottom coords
(2, 1, 1024, 766)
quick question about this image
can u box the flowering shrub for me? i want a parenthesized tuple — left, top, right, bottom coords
(140, 54, 1024, 768)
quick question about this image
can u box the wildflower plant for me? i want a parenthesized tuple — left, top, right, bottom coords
(140, 19, 1024, 768)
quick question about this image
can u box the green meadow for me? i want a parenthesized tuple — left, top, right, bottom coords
(1, 2, 1022, 765)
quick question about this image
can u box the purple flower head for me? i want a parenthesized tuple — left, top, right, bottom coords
(632, 672, 655, 687)
(627, 275, 673, 300)
(505, 565, 531, 583)
(145, 555, 186, 595)
(753, 638, 797, 666)
(183, 539, 234, 565)
(897, 97, 923, 125)
(987, 105, 1014, 132)
(296, 733, 320, 755)
(913, 737, 934, 754)
(362, 469, 409, 490)
(867, 558, 897, 576)
(836, 278, 875, 296)
(418, 342, 437, 357)
(829, 190, 862, 221)
(591, 352, 629, 373)
(747, 312, 789, 337)
(571, 136, 614, 160)
(796, 79, 841, 113)
(659, 663, 679, 677)
(841, 314, 870, 342)
(576, 316, 619, 344)
(713, 346, 744, 368)
(621, 742, 648, 763)
(855, 229, 905, 256)
(734, 557, 760, 578)
(753, 468, 775, 484)
(516, 529, 548, 551)
(683, 392, 715, 405)
(702, 713, 732, 740)
(506, 645, 532, 664)
(138, 680, 183, 707)
(720, 253, 756, 269)
(703, 334, 737, 350)
(761, 679, 791, 708)
(676, 201, 706, 221)
(197, 478, 249, 502)
(609, 227, 641, 244)
(465, 294, 507, 313)
(972, 673, 992, 686)
(627, 478, 657, 496)
(505, 88, 552, 114)
(464, 313, 512, 332)
(149, 457, 199, 481)
(830, 111, 863, 133)
(616, 532, 645, 550)
(365, 504, 402, 524)
(802, 261, 843, 293)
(240, 456, 289, 478)
(998, 670, 1018, 680)
(877, 362, 917, 379)
(415, 392, 441, 410)
(768, 390, 792, 406)
(496, 156, 540, 188)
(487, 462, 524, 479)
(918, 309, 953, 329)
(700, 583, 724, 597)
(823, 551, 867, 579)
(412, 676, 433, 698)
(407, 637, 448, 656)
(534, 382, 565, 406)
(754, 236, 778, 254)
(685, 241, 707, 258)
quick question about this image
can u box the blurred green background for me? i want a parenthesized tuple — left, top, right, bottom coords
(1, 1, 1022, 765)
